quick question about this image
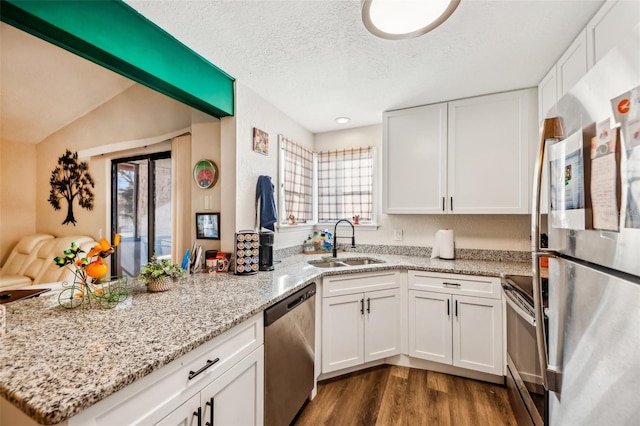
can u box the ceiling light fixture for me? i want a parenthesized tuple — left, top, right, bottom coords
(362, 0, 460, 40)
(335, 117, 351, 124)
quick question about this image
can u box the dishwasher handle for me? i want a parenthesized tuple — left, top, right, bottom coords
(264, 282, 316, 326)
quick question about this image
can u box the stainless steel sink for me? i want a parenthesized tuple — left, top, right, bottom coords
(341, 258, 385, 266)
(307, 258, 385, 268)
(307, 260, 348, 268)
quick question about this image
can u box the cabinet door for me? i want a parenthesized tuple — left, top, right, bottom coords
(557, 29, 588, 97)
(201, 346, 264, 426)
(383, 103, 447, 214)
(538, 65, 558, 124)
(322, 293, 364, 373)
(364, 288, 401, 362)
(586, 0, 640, 67)
(408, 290, 452, 364)
(447, 89, 534, 214)
(155, 394, 201, 426)
(452, 295, 502, 375)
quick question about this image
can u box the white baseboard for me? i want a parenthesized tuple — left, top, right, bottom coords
(317, 354, 504, 385)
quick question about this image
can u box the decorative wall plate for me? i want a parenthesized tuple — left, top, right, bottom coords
(193, 159, 219, 189)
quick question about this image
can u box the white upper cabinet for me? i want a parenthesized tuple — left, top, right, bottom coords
(383, 89, 535, 214)
(556, 29, 588, 98)
(448, 89, 535, 214)
(586, 0, 640, 68)
(383, 103, 447, 214)
(538, 65, 558, 124)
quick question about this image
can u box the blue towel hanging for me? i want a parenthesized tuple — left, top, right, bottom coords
(256, 175, 277, 231)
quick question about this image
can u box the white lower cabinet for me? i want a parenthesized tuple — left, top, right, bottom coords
(155, 394, 200, 426)
(408, 272, 503, 376)
(157, 346, 264, 426)
(63, 313, 264, 426)
(452, 295, 502, 374)
(322, 271, 401, 373)
(408, 290, 452, 365)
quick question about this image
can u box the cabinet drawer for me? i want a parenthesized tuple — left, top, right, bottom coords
(323, 270, 400, 297)
(71, 313, 264, 426)
(408, 271, 501, 299)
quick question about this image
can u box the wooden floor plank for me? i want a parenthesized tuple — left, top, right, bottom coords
(294, 366, 517, 426)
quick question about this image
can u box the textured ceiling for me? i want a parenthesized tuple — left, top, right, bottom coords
(0, 23, 135, 144)
(1, 0, 606, 143)
(125, 0, 605, 133)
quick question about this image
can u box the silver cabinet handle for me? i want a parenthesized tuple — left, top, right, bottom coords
(443, 282, 461, 287)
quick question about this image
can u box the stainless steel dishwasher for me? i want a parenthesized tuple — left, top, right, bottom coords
(264, 282, 316, 426)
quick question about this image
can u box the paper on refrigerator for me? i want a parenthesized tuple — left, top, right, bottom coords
(549, 131, 588, 230)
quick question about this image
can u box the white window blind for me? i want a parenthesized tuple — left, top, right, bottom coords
(318, 147, 373, 222)
(281, 136, 313, 222)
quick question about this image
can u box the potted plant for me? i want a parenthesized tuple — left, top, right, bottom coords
(139, 254, 186, 292)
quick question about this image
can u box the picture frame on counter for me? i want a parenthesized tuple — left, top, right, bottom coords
(196, 212, 220, 240)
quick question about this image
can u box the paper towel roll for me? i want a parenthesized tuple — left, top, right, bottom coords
(431, 229, 455, 260)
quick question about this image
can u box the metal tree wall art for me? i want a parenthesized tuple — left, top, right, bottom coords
(48, 150, 95, 225)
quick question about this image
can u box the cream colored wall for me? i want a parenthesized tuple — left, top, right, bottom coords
(191, 110, 222, 254)
(30, 82, 221, 262)
(0, 140, 37, 264)
(35, 84, 193, 238)
(233, 83, 314, 250)
(314, 125, 531, 251)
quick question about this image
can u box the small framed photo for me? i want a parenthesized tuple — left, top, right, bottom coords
(253, 127, 269, 155)
(196, 212, 220, 240)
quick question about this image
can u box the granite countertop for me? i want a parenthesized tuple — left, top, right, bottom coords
(0, 252, 531, 424)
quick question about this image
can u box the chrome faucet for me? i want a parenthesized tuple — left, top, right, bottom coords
(333, 219, 356, 257)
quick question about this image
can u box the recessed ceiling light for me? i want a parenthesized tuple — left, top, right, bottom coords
(335, 117, 351, 124)
(362, 0, 460, 40)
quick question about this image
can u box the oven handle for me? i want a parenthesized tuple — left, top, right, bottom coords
(503, 286, 535, 326)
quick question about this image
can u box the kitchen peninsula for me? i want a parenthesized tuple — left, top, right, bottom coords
(0, 250, 530, 425)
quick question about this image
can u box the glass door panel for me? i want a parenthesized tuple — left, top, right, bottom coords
(112, 152, 170, 276)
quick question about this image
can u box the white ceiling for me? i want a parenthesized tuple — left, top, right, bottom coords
(124, 0, 605, 133)
(1, 0, 605, 143)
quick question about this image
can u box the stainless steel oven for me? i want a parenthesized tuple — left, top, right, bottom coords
(503, 275, 546, 426)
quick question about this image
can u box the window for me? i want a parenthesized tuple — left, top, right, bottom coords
(280, 136, 313, 223)
(318, 147, 374, 222)
(111, 152, 171, 276)
(279, 138, 375, 226)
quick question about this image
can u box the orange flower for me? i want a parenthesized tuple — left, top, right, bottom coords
(86, 258, 108, 279)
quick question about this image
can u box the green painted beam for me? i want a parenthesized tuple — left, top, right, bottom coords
(1, 0, 235, 117)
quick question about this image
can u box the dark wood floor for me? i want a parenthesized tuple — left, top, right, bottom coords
(293, 365, 517, 426)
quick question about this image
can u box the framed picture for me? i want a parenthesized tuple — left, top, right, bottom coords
(193, 159, 219, 189)
(253, 127, 269, 155)
(196, 212, 220, 240)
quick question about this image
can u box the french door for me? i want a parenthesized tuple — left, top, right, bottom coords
(111, 152, 171, 277)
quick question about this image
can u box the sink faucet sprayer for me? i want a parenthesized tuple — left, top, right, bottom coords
(333, 219, 356, 257)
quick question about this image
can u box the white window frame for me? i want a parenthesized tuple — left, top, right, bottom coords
(278, 142, 378, 231)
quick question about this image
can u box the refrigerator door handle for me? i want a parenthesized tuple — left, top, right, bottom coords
(534, 253, 562, 393)
(532, 117, 564, 393)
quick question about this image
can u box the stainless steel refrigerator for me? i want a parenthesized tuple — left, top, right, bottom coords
(532, 24, 640, 425)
